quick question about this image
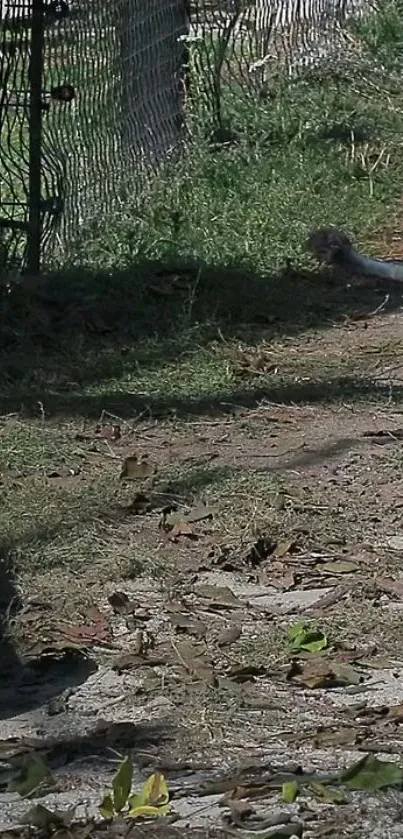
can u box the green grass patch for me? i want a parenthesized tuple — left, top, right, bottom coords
(3, 4, 403, 651)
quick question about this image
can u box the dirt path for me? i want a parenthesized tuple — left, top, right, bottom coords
(3, 309, 403, 838)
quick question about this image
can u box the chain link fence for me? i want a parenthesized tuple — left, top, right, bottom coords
(0, 0, 381, 274)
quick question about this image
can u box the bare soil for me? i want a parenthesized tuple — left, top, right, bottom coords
(3, 305, 403, 838)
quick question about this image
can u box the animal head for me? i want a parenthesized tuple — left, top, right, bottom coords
(306, 227, 353, 264)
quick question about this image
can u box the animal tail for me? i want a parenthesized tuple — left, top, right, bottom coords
(307, 227, 403, 282)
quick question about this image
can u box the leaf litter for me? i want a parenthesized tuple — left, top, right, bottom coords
(8, 328, 403, 838)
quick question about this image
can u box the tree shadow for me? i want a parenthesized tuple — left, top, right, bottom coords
(1, 373, 400, 423)
(0, 528, 97, 721)
(0, 551, 21, 678)
(1, 255, 401, 417)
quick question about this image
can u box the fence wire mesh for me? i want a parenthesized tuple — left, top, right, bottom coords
(0, 0, 384, 273)
(0, 0, 32, 272)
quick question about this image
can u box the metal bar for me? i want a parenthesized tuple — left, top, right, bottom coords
(26, 0, 44, 275)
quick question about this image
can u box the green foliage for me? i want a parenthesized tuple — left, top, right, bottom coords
(282, 780, 300, 803)
(287, 621, 328, 654)
(338, 754, 403, 791)
(100, 761, 170, 822)
(8, 757, 51, 798)
(349, 0, 403, 68)
(70, 30, 403, 277)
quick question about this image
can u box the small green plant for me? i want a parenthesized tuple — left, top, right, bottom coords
(287, 621, 328, 654)
(100, 759, 170, 821)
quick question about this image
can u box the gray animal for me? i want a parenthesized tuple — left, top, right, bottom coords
(307, 227, 403, 282)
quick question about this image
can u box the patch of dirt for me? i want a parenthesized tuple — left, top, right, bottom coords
(4, 312, 403, 837)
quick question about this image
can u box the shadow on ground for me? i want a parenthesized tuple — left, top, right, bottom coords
(0, 532, 97, 721)
(1, 255, 402, 417)
(2, 375, 402, 422)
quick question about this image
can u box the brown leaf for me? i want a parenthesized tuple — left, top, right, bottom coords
(227, 663, 267, 682)
(170, 612, 207, 638)
(265, 569, 296, 590)
(21, 804, 74, 829)
(317, 560, 360, 574)
(231, 347, 278, 377)
(95, 423, 121, 441)
(58, 609, 109, 646)
(112, 653, 166, 673)
(375, 575, 403, 599)
(288, 658, 362, 689)
(195, 584, 242, 610)
(170, 520, 198, 540)
(120, 454, 155, 480)
(273, 538, 297, 558)
(312, 726, 361, 748)
(173, 641, 216, 685)
(358, 656, 398, 670)
(186, 505, 218, 523)
(217, 625, 242, 647)
(226, 798, 254, 819)
(386, 704, 403, 722)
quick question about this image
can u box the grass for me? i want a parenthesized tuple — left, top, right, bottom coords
(4, 19, 403, 839)
(3, 2, 403, 699)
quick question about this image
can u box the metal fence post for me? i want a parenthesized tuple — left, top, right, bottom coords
(27, 0, 44, 275)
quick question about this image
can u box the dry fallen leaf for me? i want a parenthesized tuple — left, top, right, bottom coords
(195, 584, 242, 610)
(58, 608, 109, 646)
(112, 652, 166, 673)
(317, 560, 360, 574)
(273, 538, 297, 559)
(227, 663, 267, 682)
(173, 641, 216, 686)
(120, 455, 155, 480)
(21, 804, 74, 829)
(375, 575, 403, 599)
(169, 520, 198, 540)
(288, 657, 362, 689)
(312, 726, 361, 749)
(95, 423, 121, 441)
(386, 704, 403, 722)
(169, 612, 207, 638)
(217, 625, 242, 647)
(186, 505, 218, 523)
(162, 505, 216, 542)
